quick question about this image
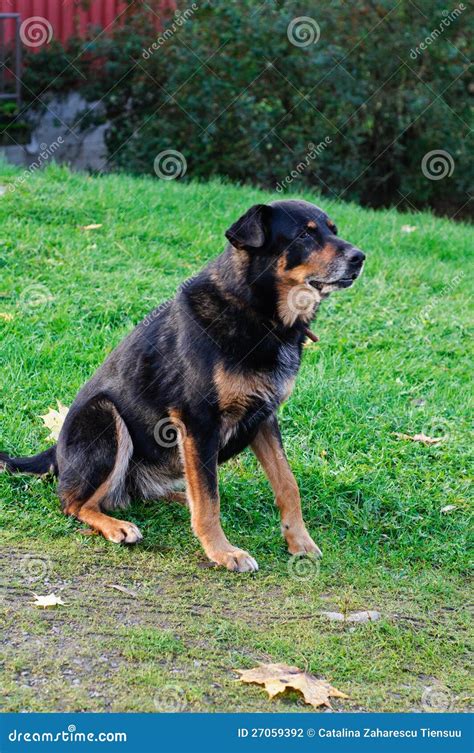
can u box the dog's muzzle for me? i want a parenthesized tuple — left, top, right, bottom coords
(336, 246, 366, 287)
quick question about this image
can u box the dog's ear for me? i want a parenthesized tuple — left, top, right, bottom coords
(225, 204, 272, 251)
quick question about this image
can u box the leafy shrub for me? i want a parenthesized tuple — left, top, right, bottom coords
(20, 0, 474, 216)
(22, 39, 90, 98)
(0, 102, 32, 145)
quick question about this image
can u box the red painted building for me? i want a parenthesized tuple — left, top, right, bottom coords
(0, 1, 176, 48)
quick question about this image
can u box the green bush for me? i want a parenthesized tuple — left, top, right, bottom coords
(23, 0, 474, 216)
(0, 102, 32, 146)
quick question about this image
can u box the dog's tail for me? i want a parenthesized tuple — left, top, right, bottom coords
(0, 446, 58, 476)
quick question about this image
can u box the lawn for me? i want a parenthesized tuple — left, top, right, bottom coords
(0, 163, 472, 713)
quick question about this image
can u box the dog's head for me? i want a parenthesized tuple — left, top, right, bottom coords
(225, 200, 365, 325)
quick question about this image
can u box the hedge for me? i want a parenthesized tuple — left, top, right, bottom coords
(21, 0, 473, 217)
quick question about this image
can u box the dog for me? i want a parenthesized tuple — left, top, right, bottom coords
(1, 200, 365, 572)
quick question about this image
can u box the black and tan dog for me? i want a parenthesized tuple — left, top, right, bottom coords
(1, 200, 365, 572)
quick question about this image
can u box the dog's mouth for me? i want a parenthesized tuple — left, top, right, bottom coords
(335, 276, 358, 288)
(308, 272, 359, 291)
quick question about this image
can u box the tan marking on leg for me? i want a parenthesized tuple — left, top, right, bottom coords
(170, 411, 258, 572)
(65, 479, 142, 544)
(64, 477, 141, 544)
(162, 490, 188, 505)
(251, 420, 321, 556)
(62, 404, 139, 543)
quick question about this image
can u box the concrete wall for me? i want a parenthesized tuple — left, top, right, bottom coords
(1, 92, 109, 173)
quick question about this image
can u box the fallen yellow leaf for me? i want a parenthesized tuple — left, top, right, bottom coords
(393, 432, 444, 445)
(39, 401, 69, 441)
(236, 663, 348, 709)
(31, 593, 65, 608)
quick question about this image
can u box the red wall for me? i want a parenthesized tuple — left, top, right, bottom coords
(0, 1, 176, 48)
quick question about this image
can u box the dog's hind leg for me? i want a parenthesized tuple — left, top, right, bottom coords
(162, 490, 188, 505)
(57, 397, 141, 544)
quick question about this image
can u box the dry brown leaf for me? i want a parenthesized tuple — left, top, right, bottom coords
(31, 593, 65, 608)
(80, 223, 103, 230)
(236, 663, 348, 709)
(105, 584, 138, 598)
(40, 401, 69, 441)
(0, 312, 14, 321)
(393, 432, 444, 445)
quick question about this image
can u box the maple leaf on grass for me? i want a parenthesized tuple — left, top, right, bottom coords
(39, 401, 69, 441)
(236, 663, 348, 709)
(31, 593, 65, 608)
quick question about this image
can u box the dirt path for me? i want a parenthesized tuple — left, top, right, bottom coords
(1, 539, 471, 714)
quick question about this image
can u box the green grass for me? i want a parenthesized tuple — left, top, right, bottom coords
(0, 163, 472, 713)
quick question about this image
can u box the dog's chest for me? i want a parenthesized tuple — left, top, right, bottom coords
(215, 345, 299, 438)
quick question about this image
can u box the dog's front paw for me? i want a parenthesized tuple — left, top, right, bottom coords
(102, 519, 143, 545)
(210, 548, 259, 573)
(285, 528, 322, 557)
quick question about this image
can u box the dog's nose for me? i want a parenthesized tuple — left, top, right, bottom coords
(346, 247, 366, 264)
